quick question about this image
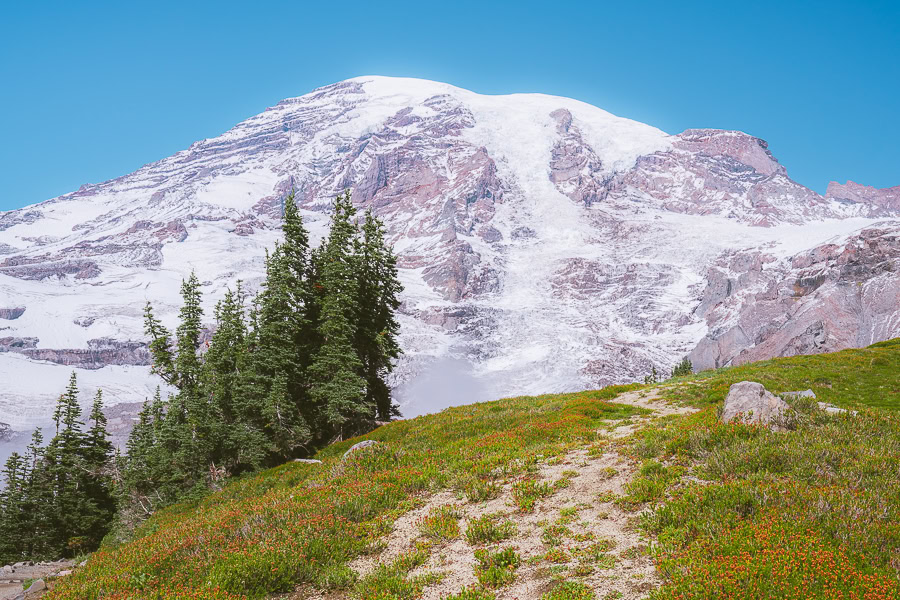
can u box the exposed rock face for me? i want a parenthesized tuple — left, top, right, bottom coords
(103, 401, 144, 450)
(606, 129, 844, 226)
(826, 181, 900, 215)
(721, 381, 790, 427)
(0, 76, 897, 429)
(0, 307, 25, 320)
(0, 337, 38, 352)
(19, 339, 150, 369)
(691, 225, 900, 370)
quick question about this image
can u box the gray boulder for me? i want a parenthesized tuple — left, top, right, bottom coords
(722, 381, 790, 428)
(342, 440, 380, 459)
(292, 458, 322, 464)
(23, 578, 45, 597)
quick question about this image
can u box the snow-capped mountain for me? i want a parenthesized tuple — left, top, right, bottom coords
(0, 76, 898, 432)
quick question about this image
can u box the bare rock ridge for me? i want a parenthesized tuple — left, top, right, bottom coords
(0, 75, 897, 431)
(0, 307, 25, 320)
(691, 225, 899, 370)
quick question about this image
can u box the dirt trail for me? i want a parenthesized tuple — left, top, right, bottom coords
(299, 387, 695, 600)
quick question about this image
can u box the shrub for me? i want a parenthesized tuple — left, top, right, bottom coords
(465, 514, 517, 545)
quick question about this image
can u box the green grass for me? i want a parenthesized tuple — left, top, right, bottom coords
(662, 337, 900, 410)
(473, 547, 520, 588)
(47, 386, 643, 600)
(355, 545, 440, 600)
(542, 580, 595, 600)
(634, 340, 900, 600)
(511, 473, 574, 512)
(419, 505, 462, 541)
(465, 513, 517, 546)
(442, 587, 496, 600)
(43, 342, 900, 600)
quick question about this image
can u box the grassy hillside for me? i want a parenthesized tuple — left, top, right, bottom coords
(46, 341, 900, 600)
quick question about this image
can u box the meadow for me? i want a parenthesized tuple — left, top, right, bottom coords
(44, 340, 900, 600)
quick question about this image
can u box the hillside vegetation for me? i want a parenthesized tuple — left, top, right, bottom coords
(46, 340, 899, 600)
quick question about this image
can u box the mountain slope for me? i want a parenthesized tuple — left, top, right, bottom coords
(42, 340, 900, 600)
(0, 76, 898, 431)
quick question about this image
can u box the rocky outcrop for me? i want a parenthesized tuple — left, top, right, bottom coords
(0, 422, 12, 443)
(691, 225, 900, 370)
(0, 307, 25, 320)
(0, 337, 38, 351)
(343, 440, 380, 459)
(606, 129, 843, 226)
(0, 337, 149, 369)
(549, 109, 609, 205)
(826, 181, 900, 215)
(18, 339, 150, 369)
(721, 381, 790, 428)
(0, 257, 100, 280)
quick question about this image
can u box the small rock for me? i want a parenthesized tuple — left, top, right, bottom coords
(57, 569, 73, 577)
(781, 389, 816, 399)
(817, 402, 857, 416)
(342, 440, 380, 459)
(78, 560, 87, 567)
(292, 458, 322, 464)
(25, 578, 45, 593)
(722, 381, 790, 428)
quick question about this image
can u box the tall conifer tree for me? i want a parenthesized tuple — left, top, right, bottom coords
(308, 193, 368, 438)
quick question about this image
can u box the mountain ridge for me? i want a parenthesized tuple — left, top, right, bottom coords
(0, 75, 898, 432)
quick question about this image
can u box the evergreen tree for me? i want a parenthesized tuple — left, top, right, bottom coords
(202, 284, 268, 471)
(81, 390, 117, 548)
(355, 210, 403, 420)
(308, 193, 368, 439)
(0, 452, 27, 563)
(144, 302, 175, 385)
(671, 357, 693, 378)
(239, 191, 316, 459)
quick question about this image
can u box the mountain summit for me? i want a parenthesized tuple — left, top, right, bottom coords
(0, 76, 897, 429)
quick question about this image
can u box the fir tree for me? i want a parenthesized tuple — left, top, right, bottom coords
(80, 390, 117, 548)
(308, 193, 369, 439)
(671, 357, 693, 378)
(203, 284, 268, 471)
(144, 302, 175, 385)
(239, 191, 317, 459)
(355, 210, 403, 420)
(0, 452, 27, 563)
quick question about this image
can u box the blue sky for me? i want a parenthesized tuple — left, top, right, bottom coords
(1, 0, 898, 211)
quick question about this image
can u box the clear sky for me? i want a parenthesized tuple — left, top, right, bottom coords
(1, 0, 898, 211)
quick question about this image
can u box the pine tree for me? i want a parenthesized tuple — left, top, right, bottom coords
(0, 452, 27, 563)
(80, 390, 116, 548)
(671, 357, 693, 378)
(19, 429, 45, 557)
(144, 302, 175, 385)
(239, 190, 318, 459)
(85, 390, 114, 467)
(308, 193, 369, 439)
(202, 284, 268, 471)
(355, 210, 403, 420)
(37, 375, 117, 556)
(43, 373, 87, 556)
(175, 272, 204, 395)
